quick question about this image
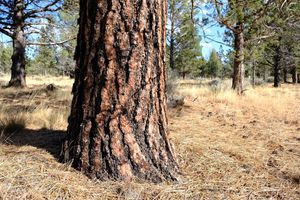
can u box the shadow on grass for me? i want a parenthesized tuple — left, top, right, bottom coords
(5, 128, 66, 159)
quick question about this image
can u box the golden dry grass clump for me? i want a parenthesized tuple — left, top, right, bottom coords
(0, 75, 299, 199)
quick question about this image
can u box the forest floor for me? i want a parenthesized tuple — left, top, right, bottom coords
(0, 75, 299, 200)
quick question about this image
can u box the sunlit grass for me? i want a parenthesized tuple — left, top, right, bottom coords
(0, 75, 299, 199)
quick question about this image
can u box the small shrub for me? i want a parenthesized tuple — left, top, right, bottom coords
(244, 79, 252, 89)
(167, 96, 185, 108)
(266, 77, 274, 83)
(254, 78, 266, 86)
(208, 78, 222, 93)
(167, 69, 180, 98)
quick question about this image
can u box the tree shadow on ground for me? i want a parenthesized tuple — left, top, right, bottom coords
(7, 128, 66, 159)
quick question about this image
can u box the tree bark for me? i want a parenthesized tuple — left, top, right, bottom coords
(291, 67, 297, 84)
(283, 66, 288, 83)
(169, 29, 175, 70)
(169, 2, 175, 70)
(8, 0, 26, 87)
(232, 26, 244, 95)
(62, 0, 179, 182)
(181, 71, 186, 79)
(274, 44, 281, 88)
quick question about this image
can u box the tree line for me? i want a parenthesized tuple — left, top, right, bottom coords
(1, 1, 299, 91)
(167, 0, 300, 94)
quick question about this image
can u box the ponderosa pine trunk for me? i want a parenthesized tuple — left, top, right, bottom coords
(169, 28, 175, 70)
(291, 67, 297, 84)
(274, 44, 281, 88)
(8, 0, 26, 87)
(283, 66, 288, 83)
(169, 2, 175, 70)
(62, 0, 179, 182)
(232, 27, 244, 95)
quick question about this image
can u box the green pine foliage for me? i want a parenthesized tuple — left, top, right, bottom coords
(175, 19, 203, 78)
(202, 49, 222, 78)
(0, 43, 12, 74)
(28, 26, 57, 75)
(167, 0, 205, 79)
(26, 1, 79, 76)
(55, 1, 78, 75)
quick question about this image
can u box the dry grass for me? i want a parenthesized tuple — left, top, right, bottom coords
(0, 75, 299, 199)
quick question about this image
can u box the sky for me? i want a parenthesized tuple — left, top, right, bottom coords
(196, 2, 232, 60)
(200, 25, 232, 60)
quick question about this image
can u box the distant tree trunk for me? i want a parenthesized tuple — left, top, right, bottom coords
(291, 66, 297, 84)
(182, 72, 186, 79)
(252, 60, 256, 87)
(169, 4, 175, 70)
(62, 0, 179, 182)
(274, 44, 281, 88)
(169, 34, 175, 70)
(232, 26, 244, 95)
(283, 66, 288, 83)
(8, 0, 26, 87)
(263, 65, 267, 81)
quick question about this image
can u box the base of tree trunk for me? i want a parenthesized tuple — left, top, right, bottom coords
(274, 83, 280, 88)
(7, 77, 26, 88)
(273, 40, 282, 88)
(292, 70, 297, 84)
(232, 71, 244, 95)
(274, 68, 281, 88)
(232, 83, 244, 95)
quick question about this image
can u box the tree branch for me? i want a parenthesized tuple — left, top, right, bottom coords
(0, 27, 13, 38)
(27, 36, 76, 46)
(25, 0, 61, 18)
(0, 20, 13, 26)
(213, 0, 235, 32)
(246, 34, 276, 43)
(0, 8, 10, 15)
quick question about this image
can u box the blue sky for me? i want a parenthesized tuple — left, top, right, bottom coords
(0, 34, 10, 44)
(200, 25, 232, 59)
(196, 3, 232, 60)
